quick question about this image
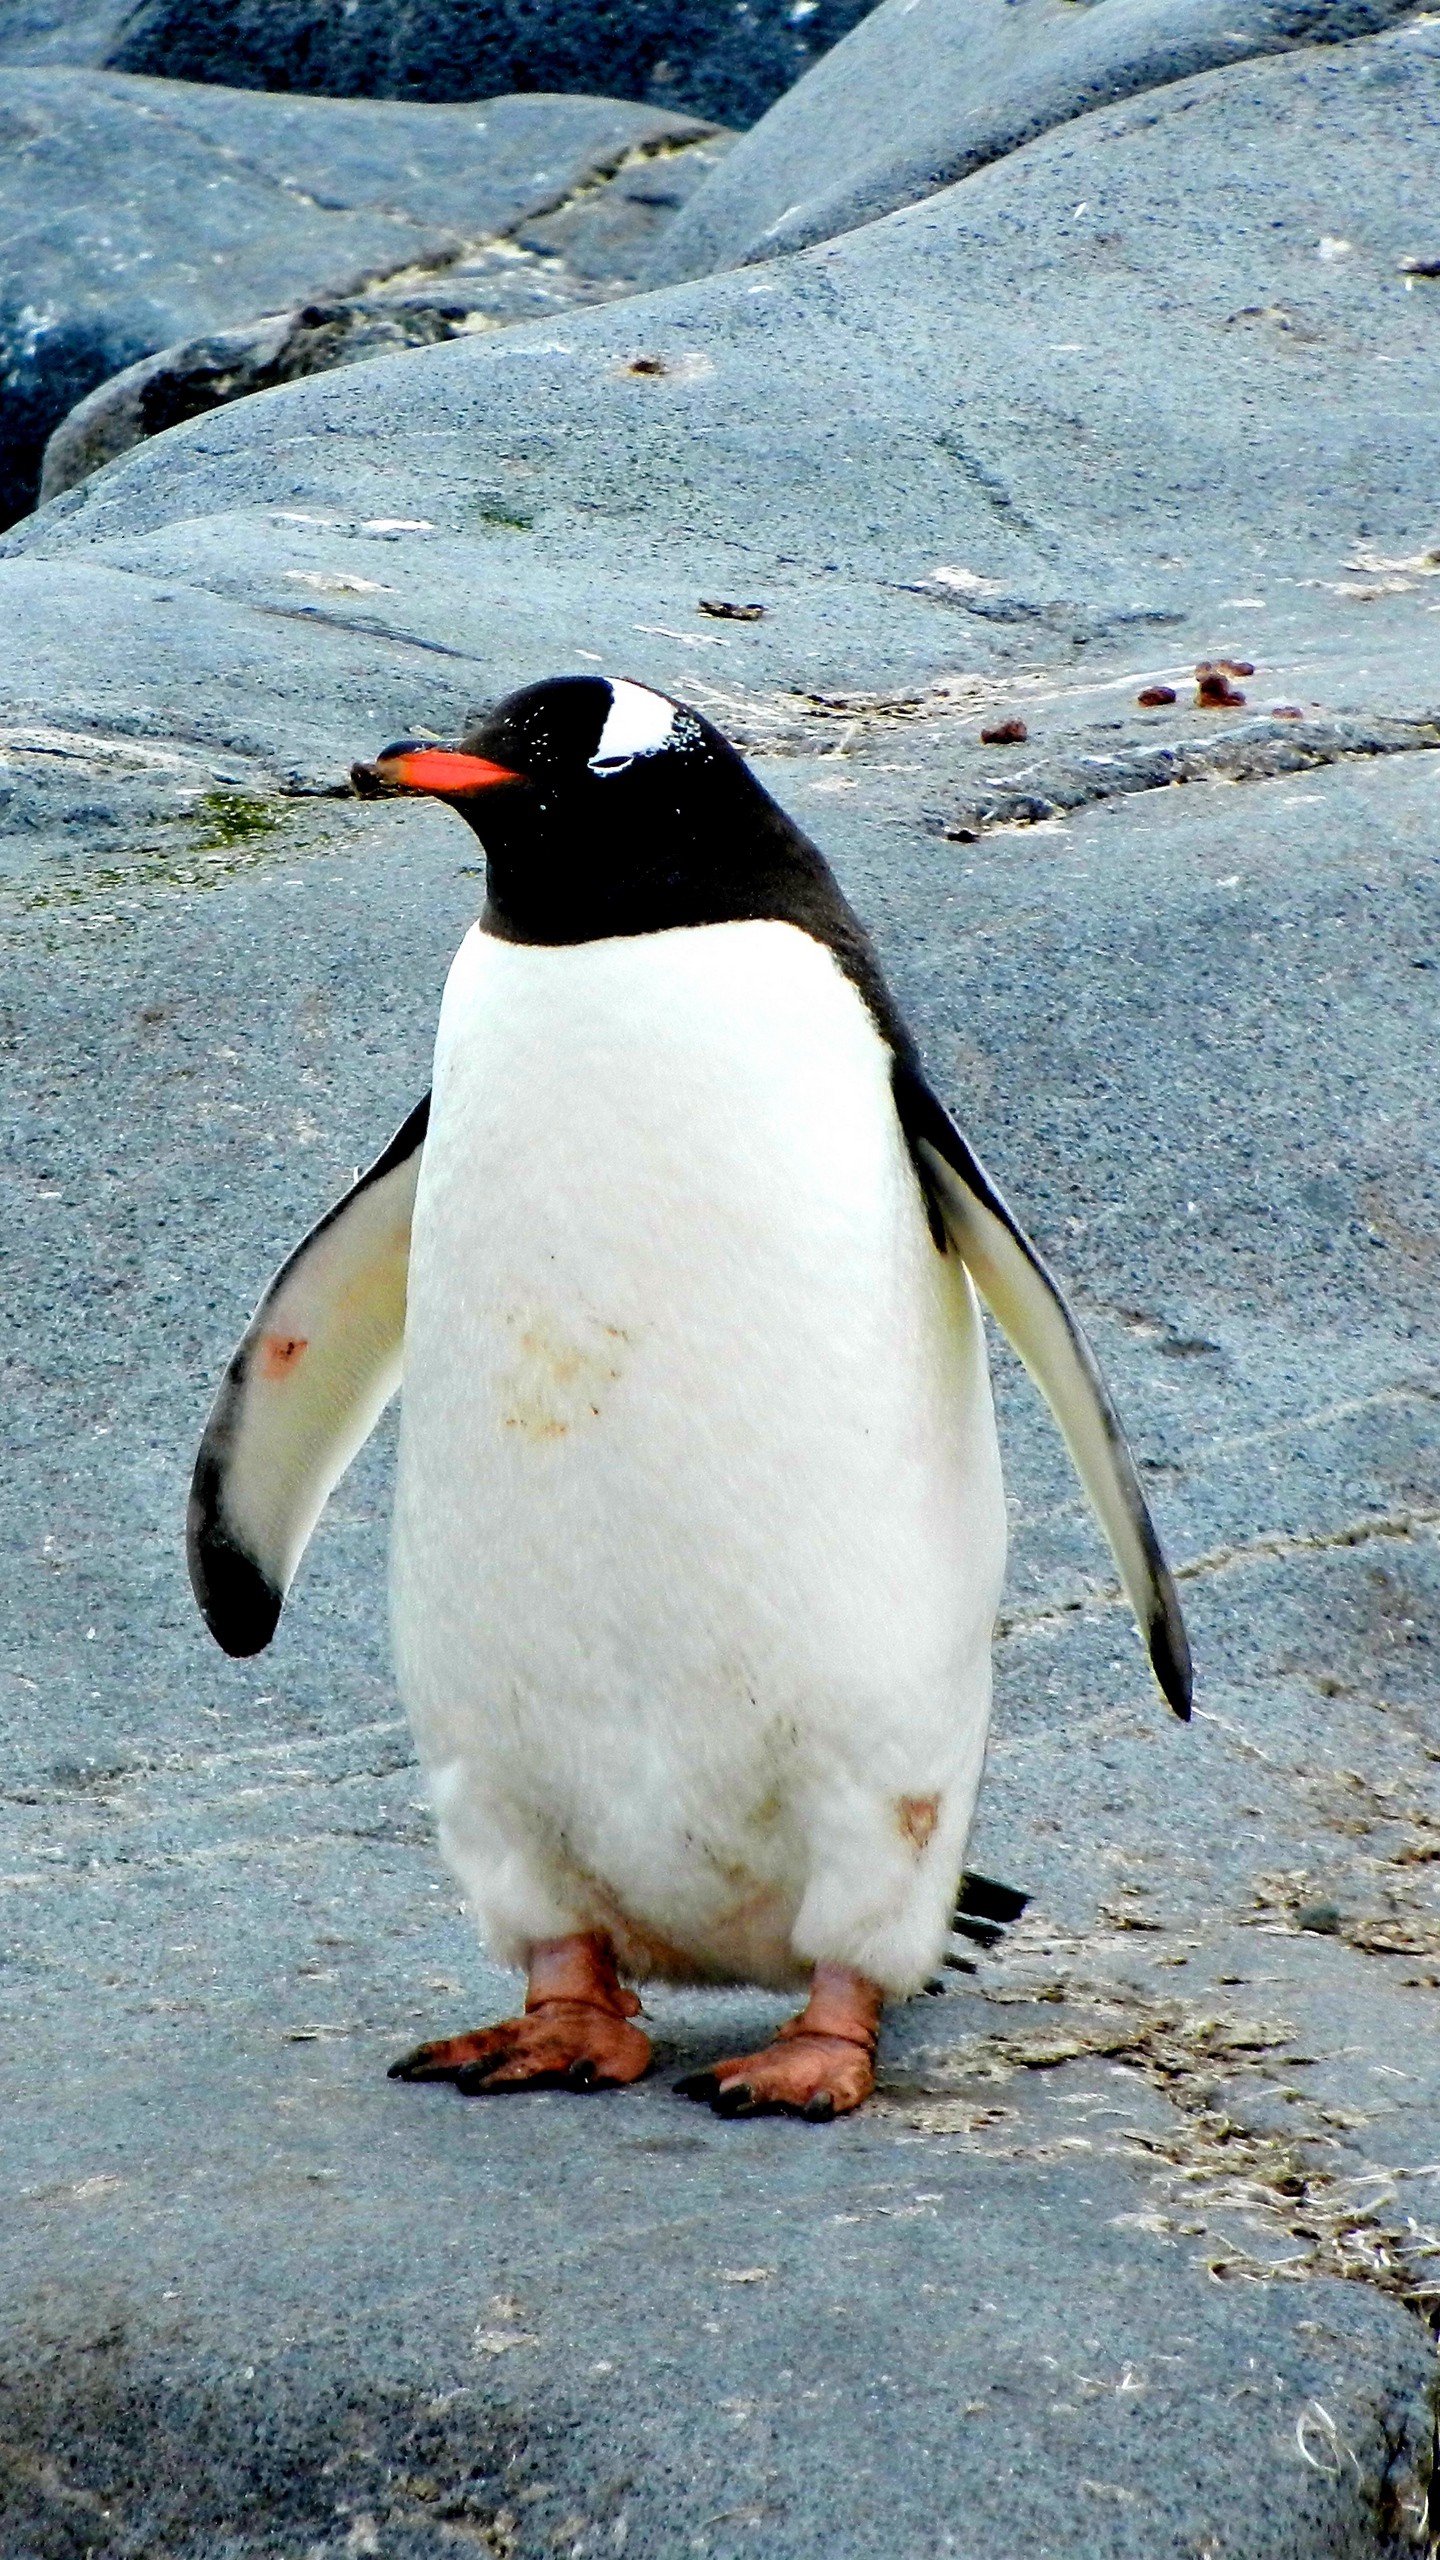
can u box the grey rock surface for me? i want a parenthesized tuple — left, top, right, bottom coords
(2, 22, 1438, 2555)
(651, 0, 1427, 282)
(0, 71, 713, 529)
(36, 128, 733, 503)
(0, 0, 136, 66)
(0, 0, 883, 131)
(38, 308, 487, 507)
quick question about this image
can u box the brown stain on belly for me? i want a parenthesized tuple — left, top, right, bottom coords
(552, 1856, 798, 1988)
(497, 1308, 631, 1440)
(564, 1868, 709, 1983)
(898, 1793, 941, 1851)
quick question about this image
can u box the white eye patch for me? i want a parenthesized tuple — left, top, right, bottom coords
(589, 678, 677, 775)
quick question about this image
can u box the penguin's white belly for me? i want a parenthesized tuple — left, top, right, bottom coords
(391, 917, 1006, 1994)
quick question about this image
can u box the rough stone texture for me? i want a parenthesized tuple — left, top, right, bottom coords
(2, 23, 1438, 2554)
(0, 71, 714, 530)
(0, 0, 883, 131)
(650, 0, 1428, 281)
(0, 0, 137, 65)
(36, 129, 733, 502)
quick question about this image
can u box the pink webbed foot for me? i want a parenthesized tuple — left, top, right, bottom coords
(388, 1933, 652, 2095)
(675, 1964, 883, 2121)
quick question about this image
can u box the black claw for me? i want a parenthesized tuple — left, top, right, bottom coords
(565, 2057, 598, 2090)
(454, 2061, 500, 2095)
(802, 2091, 836, 2123)
(712, 2080, 755, 2117)
(388, 2050, 454, 2082)
(674, 2070, 719, 2102)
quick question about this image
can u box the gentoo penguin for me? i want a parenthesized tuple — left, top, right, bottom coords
(188, 674, 1190, 2120)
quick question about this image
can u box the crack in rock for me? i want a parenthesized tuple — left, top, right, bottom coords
(944, 713, 1440, 837)
(998, 1505, 1440, 1643)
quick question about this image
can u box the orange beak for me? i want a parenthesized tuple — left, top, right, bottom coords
(351, 745, 523, 798)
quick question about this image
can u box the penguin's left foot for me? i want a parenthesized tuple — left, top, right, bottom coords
(388, 1932, 652, 2093)
(675, 1963, 882, 2120)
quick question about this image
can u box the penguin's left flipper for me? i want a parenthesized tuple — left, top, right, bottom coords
(896, 1064, 1192, 1720)
(187, 1096, 429, 1658)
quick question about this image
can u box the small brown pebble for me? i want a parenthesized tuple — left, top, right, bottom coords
(1219, 658, 1254, 677)
(1270, 703, 1304, 720)
(1195, 669, 1247, 708)
(697, 598, 765, 621)
(1136, 684, 1177, 707)
(980, 717, 1028, 744)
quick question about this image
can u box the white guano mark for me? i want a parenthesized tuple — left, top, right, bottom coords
(589, 678, 676, 774)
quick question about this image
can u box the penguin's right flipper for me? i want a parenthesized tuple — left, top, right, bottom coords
(187, 1097, 429, 1658)
(896, 1063, 1192, 1720)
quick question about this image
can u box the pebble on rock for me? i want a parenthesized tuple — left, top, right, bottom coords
(1195, 666, 1247, 708)
(1137, 683, 1177, 706)
(980, 717, 1028, 744)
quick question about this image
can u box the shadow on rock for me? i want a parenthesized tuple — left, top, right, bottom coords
(0, 2314, 551, 2559)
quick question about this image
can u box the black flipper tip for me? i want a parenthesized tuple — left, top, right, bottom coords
(186, 1513, 283, 1658)
(1151, 1610, 1194, 1721)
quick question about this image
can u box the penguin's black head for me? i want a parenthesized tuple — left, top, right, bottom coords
(352, 673, 824, 947)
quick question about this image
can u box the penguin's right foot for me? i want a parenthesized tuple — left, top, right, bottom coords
(675, 1962, 883, 2120)
(387, 1931, 652, 2093)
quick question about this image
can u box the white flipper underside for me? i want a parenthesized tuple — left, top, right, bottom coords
(913, 1125, 1191, 1716)
(186, 1100, 427, 1655)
